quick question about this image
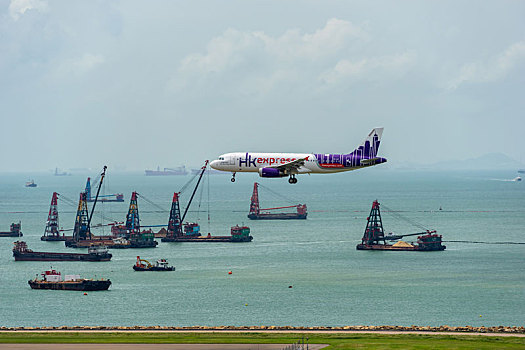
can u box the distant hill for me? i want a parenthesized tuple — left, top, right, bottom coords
(399, 153, 524, 171)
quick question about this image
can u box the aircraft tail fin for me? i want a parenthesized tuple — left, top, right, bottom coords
(351, 127, 384, 159)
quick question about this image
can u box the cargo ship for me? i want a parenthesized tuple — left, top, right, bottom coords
(145, 166, 188, 176)
(133, 256, 175, 271)
(28, 269, 111, 291)
(356, 200, 446, 251)
(248, 183, 307, 220)
(0, 222, 22, 237)
(13, 241, 111, 261)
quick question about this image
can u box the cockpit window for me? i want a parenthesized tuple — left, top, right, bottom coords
(219, 157, 224, 160)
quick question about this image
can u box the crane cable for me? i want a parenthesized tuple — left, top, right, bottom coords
(380, 203, 429, 231)
(257, 183, 301, 206)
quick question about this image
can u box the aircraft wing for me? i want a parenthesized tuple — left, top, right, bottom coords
(267, 157, 308, 173)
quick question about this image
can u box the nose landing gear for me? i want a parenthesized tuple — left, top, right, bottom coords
(288, 175, 297, 184)
(231, 172, 236, 182)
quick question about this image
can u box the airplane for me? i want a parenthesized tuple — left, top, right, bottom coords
(210, 127, 387, 184)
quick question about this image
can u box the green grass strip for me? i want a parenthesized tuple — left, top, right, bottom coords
(0, 332, 524, 349)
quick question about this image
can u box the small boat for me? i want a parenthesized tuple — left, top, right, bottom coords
(133, 256, 175, 271)
(25, 180, 37, 187)
(0, 222, 22, 237)
(28, 269, 111, 291)
(513, 176, 522, 182)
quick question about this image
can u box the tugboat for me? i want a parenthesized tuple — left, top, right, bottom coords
(356, 200, 446, 251)
(13, 241, 111, 261)
(28, 269, 111, 291)
(133, 256, 175, 271)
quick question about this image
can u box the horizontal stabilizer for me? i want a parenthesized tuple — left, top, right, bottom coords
(360, 157, 381, 165)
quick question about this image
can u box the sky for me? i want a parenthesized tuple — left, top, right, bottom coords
(1, 0, 524, 172)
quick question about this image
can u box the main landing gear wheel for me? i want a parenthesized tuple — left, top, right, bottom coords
(288, 175, 298, 184)
(231, 172, 236, 182)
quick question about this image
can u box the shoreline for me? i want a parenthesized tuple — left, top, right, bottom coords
(1, 325, 524, 335)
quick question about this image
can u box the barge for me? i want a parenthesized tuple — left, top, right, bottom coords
(28, 269, 111, 291)
(356, 200, 446, 251)
(13, 241, 111, 261)
(248, 182, 307, 220)
(0, 222, 22, 237)
(163, 224, 253, 242)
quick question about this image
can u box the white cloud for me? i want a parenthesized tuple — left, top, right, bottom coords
(171, 18, 413, 96)
(9, 0, 48, 20)
(448, 41, 525, 90)
(319, 51, 416, 85)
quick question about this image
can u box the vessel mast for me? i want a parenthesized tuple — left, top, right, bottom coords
(126, 191, 140, 235)
(73, 192, 90, 241)
(167, 192, 183, 238)
(43, 192, 60, 238)
(86, 166, 107, 235)
(180, 160, 209, 223)
(249, 183, 260, 216)
(362, 200, 386, 245)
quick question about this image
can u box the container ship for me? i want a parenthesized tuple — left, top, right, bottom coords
(13, 241, 111, 261)
(247, 183, 307, 220)
(28, 269, 111, 291)
(356, 200, 446, 251)
(145, 166, 188, 176)
(0, 222, 22, 237)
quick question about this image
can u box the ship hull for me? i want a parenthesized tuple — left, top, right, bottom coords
(14, 251, 112, 261)
(0, 233, 23, 237)
(28, 280, 111, 291)
(41, 236, 69, 241)
(65, 239, 157, 248)
(248, 213, 307, 220)
(162, 236, 253, 243)
(356, 244, 446, 251)
(133, 266, 175, 271)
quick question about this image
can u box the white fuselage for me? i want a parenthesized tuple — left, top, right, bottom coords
(210, 152, 360, 174)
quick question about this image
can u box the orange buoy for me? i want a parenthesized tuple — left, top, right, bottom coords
(228, 271, 232, 275)
(83, 292, 87, 295)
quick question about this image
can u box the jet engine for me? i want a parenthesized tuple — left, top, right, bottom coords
(258, 168, 285, 178)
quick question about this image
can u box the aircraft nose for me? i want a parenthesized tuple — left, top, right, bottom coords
(210, 160, 219, 169)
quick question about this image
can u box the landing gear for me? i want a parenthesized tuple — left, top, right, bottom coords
(231, 172, 236, 182)
(288, 175, 297, 184)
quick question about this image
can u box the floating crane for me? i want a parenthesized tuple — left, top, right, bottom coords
(41, 192, 66, 241)
(248, 182, 307, 220)
(356, 200, 446, 251)
(162, 161, 253, 243)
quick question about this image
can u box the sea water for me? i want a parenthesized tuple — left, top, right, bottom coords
(0, 169, 524, 327)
